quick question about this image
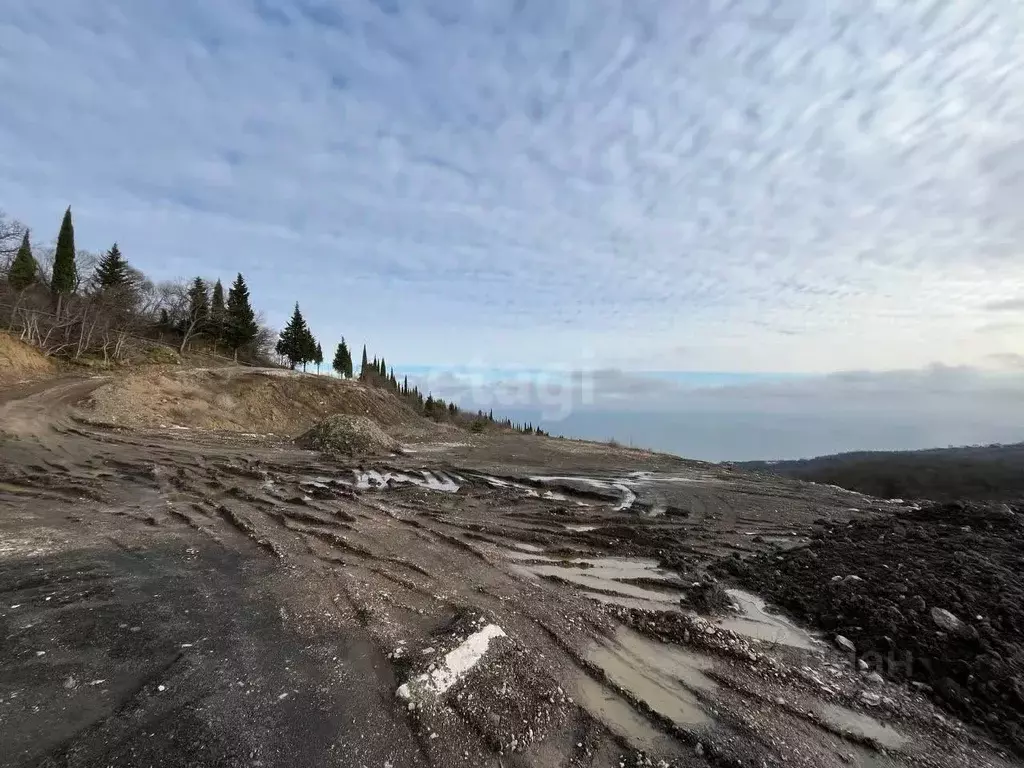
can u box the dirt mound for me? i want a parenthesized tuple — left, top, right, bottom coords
(79, 367, 449, 439)
(0, 332, 54, 383)
(727, 500, 1024, 754)
(296, 414, 399, 456)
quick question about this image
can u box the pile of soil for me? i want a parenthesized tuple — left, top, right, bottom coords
(0, 332, 54, 383)
(296, 414, 399, 456)
(79, 367, 447, 438)
(725, 500, 1024, 754)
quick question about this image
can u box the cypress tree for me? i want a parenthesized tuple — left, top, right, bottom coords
(314, 342, 323, 374)
(94, 243, 130, 290)
(225, 273, 258, 359)
(209, 279, 226, 343)
(301, 328, 317, 371)
(50, 206, 77, 300)
(402, 375, 408, 395)
(8, 231, 37, 291)
(360, 345, 369, 378)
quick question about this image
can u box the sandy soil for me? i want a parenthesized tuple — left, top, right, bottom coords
(77, 366, 454, 439)
(0, 375, 1020, 768)
(0, 332, 54, 385)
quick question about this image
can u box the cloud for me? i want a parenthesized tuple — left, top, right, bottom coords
(416, 363, 1024, 418)
(984, 297, 1024, 312)
(1, 1, 1023, 371)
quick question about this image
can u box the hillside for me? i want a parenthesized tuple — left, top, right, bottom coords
(738, 442, 1024, 501)
(76, 365, 454, 440)
(0, 331, 55, 384)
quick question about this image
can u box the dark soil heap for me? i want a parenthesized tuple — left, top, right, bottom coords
(296, 414, 399, 456)
(724, 500, 1024, 754)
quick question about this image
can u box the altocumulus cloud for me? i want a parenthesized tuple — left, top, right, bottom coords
(1, 0, 1024, 375)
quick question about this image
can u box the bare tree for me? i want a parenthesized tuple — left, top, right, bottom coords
(0, 211, 28, 274)
(155, 278, 209, 353)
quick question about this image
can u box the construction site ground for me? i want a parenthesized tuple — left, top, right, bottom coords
(1, 370, 1020, 768)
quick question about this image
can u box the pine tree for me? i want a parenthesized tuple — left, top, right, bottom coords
(276, 303, 310, 370)
(186, 277, 209, 328)
(332, 339, 347, 377)
(7, 231, 37, 291)
(50, 207, 77, 306)
(225, 273, 258, 359)
(94, 243, 130, 290)
(209, 279, 226, 345)
(332, 338, 353, 378)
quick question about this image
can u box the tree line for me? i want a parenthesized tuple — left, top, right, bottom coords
(2, 206, 546, 434)
(2, 207, 265, 361)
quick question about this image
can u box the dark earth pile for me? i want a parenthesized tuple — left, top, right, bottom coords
(296, 413, 399, 456)
(722, 500, 1024, 754)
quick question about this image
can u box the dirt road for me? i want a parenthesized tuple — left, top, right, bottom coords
(0, 377, 1018, 767)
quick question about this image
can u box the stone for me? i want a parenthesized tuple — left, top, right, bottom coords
(866, 672, 884, 686)
(860, 691, 881, 707)
(835, 635, 856, 653)
(931, 607, 965, 633)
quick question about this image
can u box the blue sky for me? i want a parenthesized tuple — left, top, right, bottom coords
(2, 0, 1024, 381)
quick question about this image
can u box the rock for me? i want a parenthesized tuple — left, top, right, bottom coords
(866, 672, 884, 686)
(909, 595, 927, 613)
(860, 691, 881, 707)
(931, 607, 965, 633)
(835, 635, 856, 653)
(857, 659, 869, 672)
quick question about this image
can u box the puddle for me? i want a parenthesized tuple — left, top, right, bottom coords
(478, 475, 541, 497)
(612, 483, 636, 511)
(717, 589, 816, 650)
(510, 541, 544, 553)
(542, 490, 568, 501)
(818, 703, 909, 751)
(510, 555, 685, 610)
(585, 626, 717, 730)
(502, 550, 557, 562)
(569, 673, 682, 756)
(354, 470, 460, 493)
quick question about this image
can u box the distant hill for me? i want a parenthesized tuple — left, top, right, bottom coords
(737, 443, 1024, 502)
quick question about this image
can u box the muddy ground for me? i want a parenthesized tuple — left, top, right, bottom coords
(1, 375, 1021, 768)
(731, 500, 1024, 755)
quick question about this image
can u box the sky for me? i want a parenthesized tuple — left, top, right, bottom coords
(3, 1, 1024, 457)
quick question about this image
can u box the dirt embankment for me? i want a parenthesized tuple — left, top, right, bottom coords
(0, 332, 55, 384)
(77, 367, 451, 439)
(728, 500, 1024, 755)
